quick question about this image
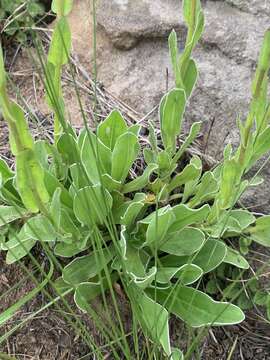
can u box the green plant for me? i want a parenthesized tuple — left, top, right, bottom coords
(0, 0, 270, 358)
(0, 0, 46, 43)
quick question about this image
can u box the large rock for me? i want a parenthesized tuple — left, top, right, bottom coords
(225, 0, 270, 16)
(97, 0, 185, 50)
(66, 0, 270, 211)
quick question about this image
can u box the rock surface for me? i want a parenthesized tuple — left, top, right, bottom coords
(97, 0, 186, 50)
(225, 0, 270, 16)
(67, 0, 270, 211)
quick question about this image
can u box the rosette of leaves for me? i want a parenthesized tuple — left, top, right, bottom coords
(1, 0, 270, 357)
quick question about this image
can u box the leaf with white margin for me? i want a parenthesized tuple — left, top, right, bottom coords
(146, 206, 175, 246)
(122, 164, 158, 194)
(156, 264, 203, 285)
(160, 227, 205, 256)
(138, 292, 172, 357)
(170, 204, 210, 233)
(191, 239, 227, 273)
(74, 185, 112, 227)
(247, 215, 270, 247)
(62, 245, 114, 285)
(147, 285, 245, 327)
(97, 110, 127, 150)
(130, 266, 157, 289)
(224, 247, 249, 269)
(120, 200, 145, 229)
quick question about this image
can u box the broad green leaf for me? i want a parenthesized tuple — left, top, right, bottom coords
(5, 238, 36, 264)
(249, 126, 270, 167)
(3, 225, 37, 264)
(156, 264, 202, 285)
(81, 131, 112, 184)
(182, 156, 202, 202)
(183, 0, 202, 28)
(101, 174, 121, 192)
(138, 293, 172, 356)
(0, 206, 28, 226)
(119, 245, 155, 289)
(111, 132, 140, 183)
(160, 227, 205, 256)
(49, 188, 62, 230)
(97, 110, 127, 150)
(123, 245, 148, 278)
(172, 123, 201, 166)
(168, 30, 182, 88)
(179, 9, 204, 82)
(175, 264, 203, 285)
(16, 149, 49, 213)
(224, 247, 249, 269)
(159, 88, 186, 152)
(148, 122, 158, 152)
(70, 163, 88, 189)
(210, 213, 243, 238)
(52, 0, 73, 16)
(74, 274, 120, 311)
(156, 267, 182, 284)
(168, 161, 201, 193)
(146, 207, 175, 246)
(144, 148, 155, 165)
(248, 215, 270, 246)
(74, 185, 112, 226)
(63, 246, 114, 285)
(217, 158, 242, 209)
(34, 140, 49, 170)
(129, 124, 141, 136)
(253, 291, 268, 306)
(183, 58, 198, 97)
(57, 133, 78, 165)
(74, 282, 105, 312)
(188, 171, 218, 207)
(58, 208, 81, 241)
(148, 285, 245, 327)
(46, 142, 67, 180)
(44, 170, 73, 208)
(54, 241, 89, 257)
(229, 210, 256, 230)
(130, 266, 157, 289)
(121, 201, 145, 229)
(0, 158, 13, 182)
(171, 349, 184, 360)
(192, 239, 227, 273)
(0, 178, 22, 206)
(170, 204, 210, 232)
(140, 206, 170, 225)
(251, 29, 270, 100)
(191, 11, 204, 47)
(24, 215, 56, 242)
(122, 164, 158, 194)
(215, 210, 256, 238)
(48, 17, 71, 66)
(6, 102, 34, 155)
(257, 29, 270, 71)
(157, 150, 173, 175)
(54, 277, 73, 295)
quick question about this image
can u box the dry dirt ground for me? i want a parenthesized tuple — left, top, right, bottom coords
(0, 42, 270, 360)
